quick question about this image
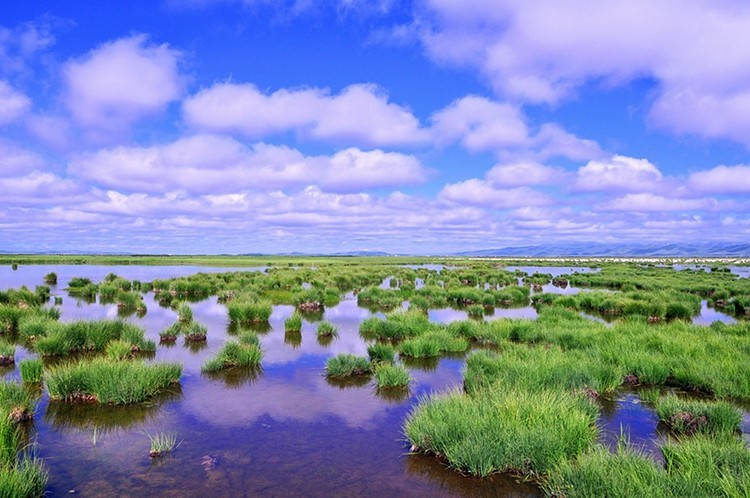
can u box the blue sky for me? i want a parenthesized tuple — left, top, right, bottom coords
(1, 0, 749, 254)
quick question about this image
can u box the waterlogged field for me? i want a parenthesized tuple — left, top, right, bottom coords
(0, 257, 749, 497)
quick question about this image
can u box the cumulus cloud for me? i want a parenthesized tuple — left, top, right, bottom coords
(0, 81, 31, 125)
(486, 161, 563, 187)
(0, 140, 47, 175)
(68, 134, 429, 194)
(601, 193, 718, 212)
(430, 95, 528, 150)
(183, 82, 428, 146)
(439, 179, 552, 209)
(63, 35, 183, 136)
(688, 165, 750, 194)
(576, 155, 663, 192)
(414, 0, 750, 146)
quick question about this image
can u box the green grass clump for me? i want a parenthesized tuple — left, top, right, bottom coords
(202, 340, 263, 373)
(316, 321, 338, 338)
(19, 359, 43, 384)
(284, 312, 302, 332)
(35, 320, 153, 356)
(0, 457, 48, 498)
(105, 339, 133, 361)
(367, 342, 395, 364)
(177, 303, 193, 323)
(147, 431, 180, 458)
(0, 382, 34, 422)
(655, 395, 741, 436)
(405, 387, 598, 477)
(359, 311, 433, 341)
(0, 343, 14, 366)
(375, 363, 411, 388)
(547, 435, 750, 497)
(545, 439, 665, 497)
(398, 330, 468, 358)
(227, 298, 272, 324)
(43, 272, 57, 285)
(464, 347, 622, 396)
(45, 359, 181, 404)
(17, 315, 58, 340)
(325, 354, 371, 377)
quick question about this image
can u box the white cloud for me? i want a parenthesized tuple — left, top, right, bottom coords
(322, 147, 428, 192)
(68, 135, 429, 194)
(688, 165, 750, 194)
(63, 35, 183, 135)
(601, 193, 717, 212)
(430, 95, 527, 150)
(486, 161, 563, 187)
(438, 179, 552, 209)
(183, 82, 427, 146)
(0, 140, 47, 175)
(25, 115, 72, 150)
(415, 0, 750, 146)
(0, 81, 31, 125)
(576, 155, 663, 192)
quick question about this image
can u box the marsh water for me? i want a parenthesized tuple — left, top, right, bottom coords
(1, 265, 747, 497)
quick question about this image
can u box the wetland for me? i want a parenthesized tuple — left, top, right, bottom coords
(0, 256, 748, 497)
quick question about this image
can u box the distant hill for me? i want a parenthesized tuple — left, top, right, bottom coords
(453, 242, 750, 257)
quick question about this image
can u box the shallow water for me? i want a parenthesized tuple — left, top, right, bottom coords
(4, 264, 748, 496)
(4, 265, 543, 497)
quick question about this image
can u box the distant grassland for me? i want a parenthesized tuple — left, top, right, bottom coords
(0, 254, 443, 266)
(1, 254, 747, 267)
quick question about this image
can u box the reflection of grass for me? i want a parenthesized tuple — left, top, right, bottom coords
(284, 329, 302, 348)
(203, 366, 262, 389)
(44, 387, 182, 434)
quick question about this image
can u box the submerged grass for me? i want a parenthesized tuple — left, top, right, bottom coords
(46, 359, 182, 404)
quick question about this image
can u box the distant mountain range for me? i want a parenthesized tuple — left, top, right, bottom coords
(1, 244, 748, 258)
(452, 242, 750, 258)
